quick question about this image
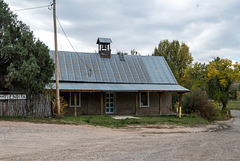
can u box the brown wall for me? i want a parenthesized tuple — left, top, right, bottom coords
(63, 92, 102, 116)
(137, 92, 172, 115)
(137, 92, 159, 115)
(62, 92, 172, 116)
(161, 92, 172, 114)
(115, 92, 135, 115)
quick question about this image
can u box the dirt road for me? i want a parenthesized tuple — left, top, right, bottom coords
(232, 110, 240, 125)
(0, 115, 240, 161)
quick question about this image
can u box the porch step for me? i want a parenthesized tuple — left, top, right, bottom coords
(111, 116, 139, 120)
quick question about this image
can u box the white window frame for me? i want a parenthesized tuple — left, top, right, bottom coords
(69, 92, 81, 108)
(139, 92, 149, 107)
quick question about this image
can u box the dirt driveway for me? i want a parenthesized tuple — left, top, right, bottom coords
(0, 117, 240, 161)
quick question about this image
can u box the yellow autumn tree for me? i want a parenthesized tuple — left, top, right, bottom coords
(206, 57, 240, 110)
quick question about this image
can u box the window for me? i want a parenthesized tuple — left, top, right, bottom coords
(69, 92, 81, 107)
(140, 92, 149, 107)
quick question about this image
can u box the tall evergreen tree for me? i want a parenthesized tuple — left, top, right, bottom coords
(0, 1, 54, 96)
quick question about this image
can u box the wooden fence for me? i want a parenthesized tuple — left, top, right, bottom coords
(0, 94, 52, 117)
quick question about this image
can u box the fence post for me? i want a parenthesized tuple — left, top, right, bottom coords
(3, 101, 6, 116)
(0, 102, 3, 116)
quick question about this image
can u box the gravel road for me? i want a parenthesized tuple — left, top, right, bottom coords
(232, 110, 240, 125)
(0, 114, 240, 161)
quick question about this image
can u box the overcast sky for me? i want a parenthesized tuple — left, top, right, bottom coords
(5, 0, 240, 63)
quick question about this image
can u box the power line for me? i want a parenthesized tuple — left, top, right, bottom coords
(12, 4, 52, 12)
(55, 15, 92, 76)
(11, 3, 92, 76)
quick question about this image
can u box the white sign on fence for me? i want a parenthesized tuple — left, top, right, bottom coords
(0, 94, 27, 100)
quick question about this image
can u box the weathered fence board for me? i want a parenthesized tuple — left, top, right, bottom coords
(0, 94, 52, 117)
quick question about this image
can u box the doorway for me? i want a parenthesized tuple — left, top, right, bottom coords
(106, 92, 115, 114)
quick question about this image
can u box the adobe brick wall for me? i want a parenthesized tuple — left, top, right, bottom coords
(161, 92, 172, 114)
(116, 92, 172, 115)
(63, 92, 172, 116)
(85, 92, 101, 115)
(64, 92, 102, 116)
(137, 92, 159, 115)
(136, 92, 172, 115)
(115, 92, 135, 115)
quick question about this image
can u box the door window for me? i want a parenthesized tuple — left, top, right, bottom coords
(106, 93, 114, 114)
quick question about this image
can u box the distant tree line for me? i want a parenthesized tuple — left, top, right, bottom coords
(117, 49, 141, 56)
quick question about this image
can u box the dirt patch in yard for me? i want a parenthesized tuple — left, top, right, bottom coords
(116, 121, 231, 134)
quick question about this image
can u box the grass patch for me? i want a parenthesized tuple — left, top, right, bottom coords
(0, 115, 208, 128)
(227, 101, 240, 110)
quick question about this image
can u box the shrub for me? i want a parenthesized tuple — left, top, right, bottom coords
(215, 108, 231, 120)
(182, 89, 217, 121)
(172, 92, 179, 109)
(182, 88, 208, 113)
(199, 103, 217, 121)
(52, 96, 68, 117)
(42, 88, 67, 117)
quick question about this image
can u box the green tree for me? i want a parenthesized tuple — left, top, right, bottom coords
(0, 1, 54, 96)
(153, 40, 193, 85)
(206, 57, 240, 110)
(182, 62, 207, 90)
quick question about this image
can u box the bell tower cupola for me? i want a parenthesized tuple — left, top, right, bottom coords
(96, 37, 112, 58)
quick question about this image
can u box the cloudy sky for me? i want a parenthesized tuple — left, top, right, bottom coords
(5, 0, 240, 63)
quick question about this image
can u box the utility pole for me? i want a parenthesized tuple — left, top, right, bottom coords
(53, 0, 60, 115)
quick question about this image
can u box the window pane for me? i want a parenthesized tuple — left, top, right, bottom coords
(110, 108, 114, 112)
(70, 92, 80, 107)
(106, 108, 109, 112)
(141, 92, 148, 106)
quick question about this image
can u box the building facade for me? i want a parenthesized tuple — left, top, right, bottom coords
(49, 38, 189, 115)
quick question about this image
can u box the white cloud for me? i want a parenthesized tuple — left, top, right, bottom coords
(5, 0, 240, 63)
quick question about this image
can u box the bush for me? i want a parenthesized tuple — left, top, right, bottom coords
(215, 108, 231, 121)
(52, 96, 68, 117)
(172, 92, 179, 109)
(182, 89, 217, 121)
(182, 88, 208, 113)
(42, 89, 67, 117)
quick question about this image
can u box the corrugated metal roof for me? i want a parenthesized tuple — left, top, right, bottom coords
(49, 51, 178, 85)
(96, 38, 112, 44)
(50, 83, 189, 92)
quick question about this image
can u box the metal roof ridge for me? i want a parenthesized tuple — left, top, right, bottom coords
(51, 50, 165, 58)
(56, 80, 178, 85)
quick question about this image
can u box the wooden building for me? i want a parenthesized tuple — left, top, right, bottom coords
(49, 38, 189, 115)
